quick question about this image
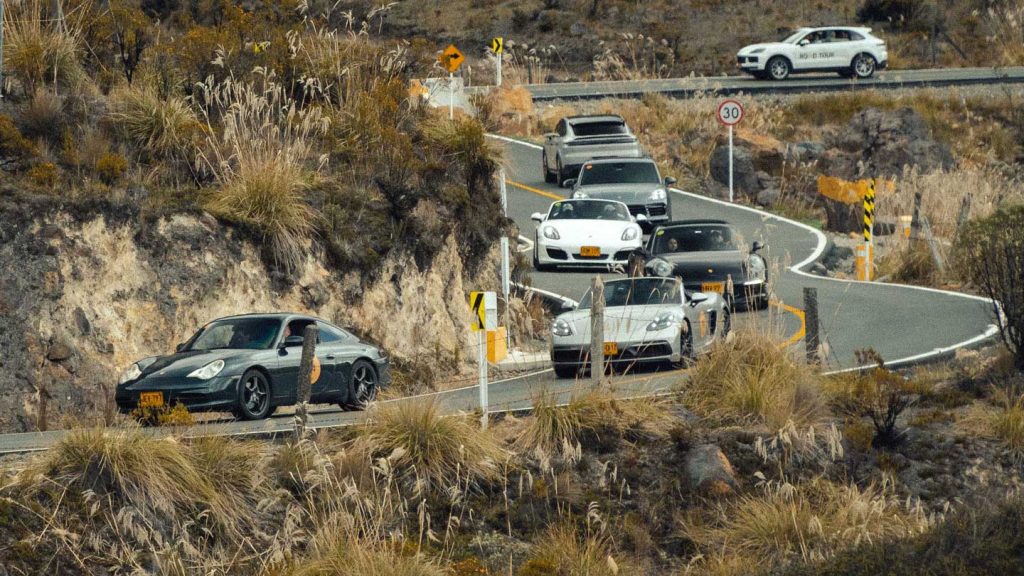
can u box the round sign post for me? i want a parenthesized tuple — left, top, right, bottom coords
(716, 100, 745, 203)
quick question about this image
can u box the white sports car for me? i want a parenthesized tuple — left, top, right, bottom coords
(531, 199, 644, 272)
(736, 27, 887, 81)
(550, 277, 729, 378)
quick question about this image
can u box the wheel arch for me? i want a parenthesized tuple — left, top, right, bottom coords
(851, 51, 877, 67)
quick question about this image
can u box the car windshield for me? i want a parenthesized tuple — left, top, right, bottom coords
(571, 121, 627, 136)
(579, 162, 660, 186)
(548, 200, 631, 221)
(578, 278, 681, 309)
(781, 29, 809, 43)
(187, 317, 282, 351)
(651, 225, 737, 253)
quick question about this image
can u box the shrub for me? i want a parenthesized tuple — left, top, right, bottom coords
(686, 329, 826, 430)
(355, 400, 505, 495)
(18, 90, 66, 143)
(2, 0, 85, 94)
(986, 386, 1024, 461)
(96, 152, 128, 184)
(520, 523, 620, 576)
(0, 114, 37, 167)
(825, 350, 916, 448)
(26, 162, 58, 189)
(107, 86, 200, 162)
(954, 204, 1024, 370)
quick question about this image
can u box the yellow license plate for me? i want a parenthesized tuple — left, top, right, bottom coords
(603, 342, 618, 356)
(139, 391, 164, 408)
(580, 246, 601, 257)
(701, 282, 724, 294)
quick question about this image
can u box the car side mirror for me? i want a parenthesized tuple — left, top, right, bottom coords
(531, 212, 545, 223)
(690, 293, 709, 305)
(752, 240, 765, 253)
(175, 342, 186, 353)
(664, 176, 677, 186)
(635, 213, 648, 222)
(282, 335, 304, 348)
(564, 178, 577, 188)
(544, 132, 558, 139)
(798, 39, 810, 46)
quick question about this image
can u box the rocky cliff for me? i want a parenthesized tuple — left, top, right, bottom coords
(0, 191, 498, 432)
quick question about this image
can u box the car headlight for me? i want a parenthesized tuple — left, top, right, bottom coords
(187, 359, 225, 380)
(572, 191, 588, 199)
(747, 254, 767, 282)
(542, 226, 560, 240)
(751, 48, 765, 54)
(621, 227, 639, 241)
(650, 188, 666, 201)
(552, 318, 574, 337)
(118, 363, 142, 385)
(648, 259, 673, 278)
(647, 312, 683, 332)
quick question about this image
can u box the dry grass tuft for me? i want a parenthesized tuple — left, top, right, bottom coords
(682, 478, 932, 571)
(2, 0, 85, 94)
(520, 387, 674, 452)
(108, 86, 201, 162)
(520, 522, 621, 576)
(283, 538, 446, 576)
(355, 400, 506, 495)
(686, 329, 826, 430)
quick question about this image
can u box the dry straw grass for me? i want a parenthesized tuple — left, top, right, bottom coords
(520, 522, 621, 576)
(685, 329, 826, 430)
(107, 86, 201, 162)
(2, 0, 85, 94)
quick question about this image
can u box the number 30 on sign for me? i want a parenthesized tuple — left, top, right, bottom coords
(716, 100, 744, 126)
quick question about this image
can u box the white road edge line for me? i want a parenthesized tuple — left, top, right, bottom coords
(490, 134, 1002, 374)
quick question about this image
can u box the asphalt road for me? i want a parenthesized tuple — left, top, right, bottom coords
(467, 67, 1024, 101)
(498, 136, 998, 371)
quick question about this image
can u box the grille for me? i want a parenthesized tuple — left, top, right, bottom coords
(709, 311, 718, 335)
(647, 204, 667, 217)
(619, 342, 673, 360)
(627, 205, 646, 217)
(546, 248, 568, 260)
(552, 347, 589, 364)
(613, 250, 635, 261)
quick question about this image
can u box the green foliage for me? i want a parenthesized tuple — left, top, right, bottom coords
(955, 204, 1024, 370)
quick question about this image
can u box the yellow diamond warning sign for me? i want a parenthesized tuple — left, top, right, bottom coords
(439, 44, 465, 74)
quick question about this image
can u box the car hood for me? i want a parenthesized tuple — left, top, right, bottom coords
(540, 219, 639, 241)
(738, 42, 788, 55)
(653, 251, 747, 281)
(558, 304, 682, 340)
(136, 349, 251, 379)
(575, 183, 665, 202)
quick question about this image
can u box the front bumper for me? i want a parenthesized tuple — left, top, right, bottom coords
(374, 357, 392, 388)
(536, 238, 642, 267)
(551, 327, 682, 369)
(684, 280, 768, 310)
(115, 374, 241, 413)
(736, 55, 764, 71)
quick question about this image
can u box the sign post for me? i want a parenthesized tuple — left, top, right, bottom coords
(863, 179, 876, 281)
(716, 99, 744, 203)
(499, 168, 511, 348)
(438, 44, 465, 120)
(470, 291, 497, 429)
(491, 37, 503, 87)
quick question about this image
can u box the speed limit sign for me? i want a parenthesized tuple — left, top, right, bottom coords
(716, 99, 744, 126)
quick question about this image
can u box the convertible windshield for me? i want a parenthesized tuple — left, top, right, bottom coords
(187, 317, 282, 351)
(652, 225, 737, 254)
(571, 121, 627, 137)
(578, 278, 681, 309)
(579, 161, 660, 186)
(548, 200, 631, 221)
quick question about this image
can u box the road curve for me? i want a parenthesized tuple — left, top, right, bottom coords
(496, 135, 999, 372)
(466, 67, 1024, 101)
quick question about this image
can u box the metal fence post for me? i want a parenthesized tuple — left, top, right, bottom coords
(590, 275, 605, 384)
(803, 287, 820, 365)
(293, 324, 317, 442)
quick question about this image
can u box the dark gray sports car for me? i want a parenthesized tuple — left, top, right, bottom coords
(643, 220, 769, 311)
(115, 313, 390, 420)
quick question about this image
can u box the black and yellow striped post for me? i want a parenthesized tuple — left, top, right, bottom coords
(862, 179, 876, 281)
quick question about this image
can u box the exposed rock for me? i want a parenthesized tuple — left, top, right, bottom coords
(73, 307, 91, 335)
(756, 187, 781, 207)
(570, 21, 587, 36)
(821, 107, 954, 180)
(785, 141, 826, 163)
(709, 145, 758, 197)
(685, 444, 738, 496)
(709, 133, 787, 199)
(46, 341, 74, 362)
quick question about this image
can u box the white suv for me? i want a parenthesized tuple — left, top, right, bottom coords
(736, 27, 888, 81)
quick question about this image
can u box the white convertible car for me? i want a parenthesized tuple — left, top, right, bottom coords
(550, 277, 729, 378)
(531, 199, 644, 272)
(736, 26, 887, 80)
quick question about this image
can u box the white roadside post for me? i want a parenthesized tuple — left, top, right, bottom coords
(499, 168, 511, 348)
(491, 37, 504, 87)
(470, 291, 497, 429)
(449, 72, 454, 120)
(438, 44, 464, 121)
(716, 99, 744, 203)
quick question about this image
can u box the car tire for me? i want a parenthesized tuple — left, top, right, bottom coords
(766, 56, 790, 81)
(342, 359, 378, 411)
(556, 156, 569, 188)
(674, 320, 694, 369)
(542, 151, 556, 184)
(721, 308, 732, 337)
(852, 54, 877, 79)
(554, 364, 578, 379)
(235, 369, 273, 420)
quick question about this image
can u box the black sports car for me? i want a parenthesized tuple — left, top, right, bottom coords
(643, 220, 769, 310)
(115, 313, 390, 420)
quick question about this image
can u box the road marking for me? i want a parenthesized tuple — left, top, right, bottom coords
(771, 300, 806, 348)
(507, 179, 564, 200)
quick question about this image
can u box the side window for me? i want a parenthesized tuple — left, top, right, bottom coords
(848, 31, 864, 41)
(317, 322, 347, 344)
(832, 30, 851, 42)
